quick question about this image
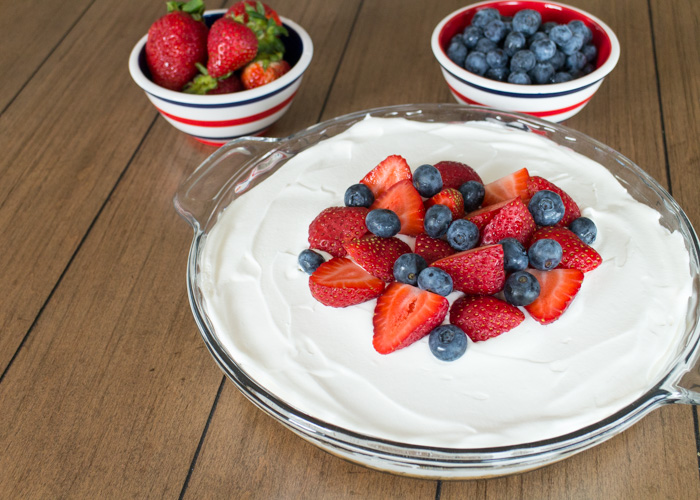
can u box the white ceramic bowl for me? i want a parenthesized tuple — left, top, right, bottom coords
(129, 10, 313, 146)
(431, 1, 620, 122)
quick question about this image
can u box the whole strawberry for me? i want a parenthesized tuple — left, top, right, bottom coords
(146, 0, 208, 91)
(206, 16, 258, 78)
(227, 1, 282, 26)
(241, 59, 291, 89)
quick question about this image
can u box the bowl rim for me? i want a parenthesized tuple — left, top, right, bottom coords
(128, 10, 313, 105)
(431, 0, 621, 96)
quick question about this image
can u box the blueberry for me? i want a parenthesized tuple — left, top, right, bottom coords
(429, 325, 468, 362)
(462, 25, 483, 49)
(413, 164, 443, 197)
(512, 9, 541, 36)
(528, 239, 563, 271)
(541, 21, 558, 34)
(447, 39, 468, 67)
(569, 217, 597, 244)
(508, 70, 532, 85)
(485, 67, 510, 82)
(552, 71, 574, 83)
(446, 219, 479, 251)
(560, 33, 584, 55)
(580, 63, 594, 75)
(465, 51, 489, 76)
(565, 51, 588, 73)
(472, 8, 500, 29)
(510, 50, 536, 72)
(366, 208, 401, 237)
(298, 249, 325, 274)
(500, 238, 528, 272)
(418, 267, 454, 296)
(504, 270, 541, 306)
(528, 190, 565, 225)
(529, 62, 555, 84)
(581, 43, 598, 64)
(549, 50, 566, 70)
(458, 180, 485, 212)
(503, 31, 527, 56)
(344, 183, 374, 208)
(424, 204, 453, 238)
(530, 39, 556, 62)
(528, 31, 549, 46)
(568, 20, 592, 44)
(486, 48, 508, 68)
(549, 24, 573, 46)
(393, 253, 428, 286)
(475, 37, 498, 54)
(484, 19, 508, 43)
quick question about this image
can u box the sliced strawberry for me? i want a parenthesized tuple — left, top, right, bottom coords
(450, 295, 525, 342)
(431, 244, 506, 295)
(414, 233, 455, 264)
(360, 155, 412, 198)
(424, 188, 465, 219)
(529, 226, 602, 272)
(309, 257, 385, 307)
(527, 176, 581, 227)
(525, 268, 584, 324)
(480, 197, 536, 246)
(370, 180, 425, 236)
(464, 198, 512, 232)
(308, 206, 369, 257)
(434, 160, 482, 189)
(344, 235, 411, 282)
(482, 168, 530, 206)
(372, 282, 449, 354)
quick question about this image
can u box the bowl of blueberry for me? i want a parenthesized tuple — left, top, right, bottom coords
(431, 0, 620, 121)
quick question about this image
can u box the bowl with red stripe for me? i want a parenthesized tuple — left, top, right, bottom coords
(431, 1, 620, 122)
(129, 9, 313, 146)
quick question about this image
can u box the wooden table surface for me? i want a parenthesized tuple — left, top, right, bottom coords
(1, 0, 699, 497)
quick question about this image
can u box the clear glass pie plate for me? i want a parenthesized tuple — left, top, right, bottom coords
(174, 104, 700, 479)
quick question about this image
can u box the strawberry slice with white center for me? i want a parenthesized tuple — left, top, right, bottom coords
(482, 167, 530, 206)
(360, 155, 412, 198)
(529, 226, 602, 272)
(370, 180, 425, 236)
(424, 188, 465, 219)
(526, 176, 581, 227)
(344, 235, 411, 282)
(479, 197, 536, 246)
(430, 244, 506, 295)
(372, 282, 449, 354)
(525, 268, 584, 324)
(309, 257, 385, 308)
(450, 295, 525, 342)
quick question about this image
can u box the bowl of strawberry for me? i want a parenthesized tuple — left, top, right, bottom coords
(128, 0, 313, 146)
(431, 0, 620, 121)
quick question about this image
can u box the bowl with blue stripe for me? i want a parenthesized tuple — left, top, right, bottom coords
(129, 10, 313, 146)
(431, 1, 620, 122)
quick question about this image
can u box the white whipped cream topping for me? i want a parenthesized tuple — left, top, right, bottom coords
(198, 117, 692, 448)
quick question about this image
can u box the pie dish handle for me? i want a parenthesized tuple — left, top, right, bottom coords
(673, 351, 700, 405)
(173, 137, 282, 231)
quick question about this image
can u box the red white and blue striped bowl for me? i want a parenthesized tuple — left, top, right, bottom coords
(129, 10, 313, 146)
(431, 1, 620, 122)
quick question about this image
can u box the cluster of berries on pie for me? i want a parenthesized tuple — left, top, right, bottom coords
(298, 155, 602, 361)
(145, 0, 290, 94)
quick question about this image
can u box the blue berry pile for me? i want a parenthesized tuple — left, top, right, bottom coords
(447, 7, 597, 85)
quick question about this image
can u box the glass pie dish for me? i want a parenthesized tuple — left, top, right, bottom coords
(174, 104, 700, 479)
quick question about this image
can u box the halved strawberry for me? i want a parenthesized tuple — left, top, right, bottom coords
(525, 268, 584, 324)
(480, 197, 536, 246)
(482, 168, 530, 206)
(370, 180, 425, 236)
(344, 235, 411, 282)
(308, 206, 369, 257)
(527, 176, 581, 227)
(424, 188, 465, 219)
(415, 233, 455, 264)
(450, 295, 525, 342)
(464, 198, 512, 231)
(529, 226, 602, 272)
(309, 257, 385, 307)
(372, 282, 449, 354)
(434, 160, 482, 189)
(360, 155, 412, 198)
(431, 244, 506, 295)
